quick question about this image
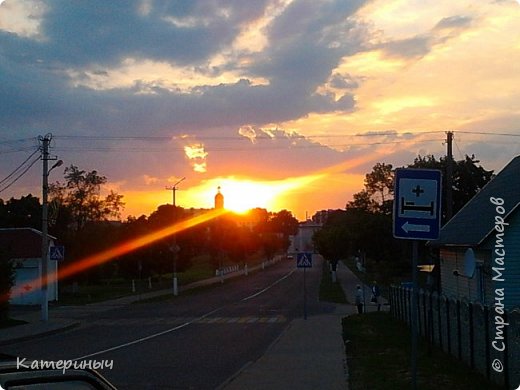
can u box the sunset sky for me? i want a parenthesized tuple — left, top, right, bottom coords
(1, 0, 519, 220)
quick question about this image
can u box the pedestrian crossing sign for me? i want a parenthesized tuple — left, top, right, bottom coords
(297, 252, 313, 268)
(50, 245, 65, 261)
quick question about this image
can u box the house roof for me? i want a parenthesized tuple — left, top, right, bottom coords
(430, 155, 520, 247)
(0, 228, 56, 259)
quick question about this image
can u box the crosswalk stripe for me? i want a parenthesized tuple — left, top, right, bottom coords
(90, 316, 287, 326)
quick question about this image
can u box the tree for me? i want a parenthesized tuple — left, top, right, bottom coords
(313, 220, 349, 261)
(345, 190, 379, 213)
(365, 162, 394, 206)
(347, 163, 394, 214)
(0, 194, 41, 229)
(313, 208, 401, 263)
(267, 210, 299, 237)
(409, 154, 494, 223)
(49, 165, 125, 232)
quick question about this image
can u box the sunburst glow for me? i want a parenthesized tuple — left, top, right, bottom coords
(3, 208, 227, 303)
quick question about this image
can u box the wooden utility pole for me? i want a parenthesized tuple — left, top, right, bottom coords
(40, 134, 50, 322)
(165, 177, 185, 296)
(40, 134, 62, 321)
(166, 177, 185, 206)
(445, 131, 454, 222)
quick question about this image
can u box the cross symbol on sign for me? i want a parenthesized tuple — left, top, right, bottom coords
(412, 185, 424, 197)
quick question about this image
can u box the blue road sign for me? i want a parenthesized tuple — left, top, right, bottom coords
(50, 245, 65, 261)
(393, 169, 442, 240)
(296, 252, 313, 268)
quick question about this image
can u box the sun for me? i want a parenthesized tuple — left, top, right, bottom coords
(176, 174, 327, 218)
(218, 179, 276, 213)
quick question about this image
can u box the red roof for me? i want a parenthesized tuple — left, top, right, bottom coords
(0, 228, 55, 259)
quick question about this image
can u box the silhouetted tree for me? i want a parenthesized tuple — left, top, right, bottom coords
(409, 154, 494, 223)
(49, 165, 125, 232)
(347, 163, 394, 215)
(0, 194, 41, 229)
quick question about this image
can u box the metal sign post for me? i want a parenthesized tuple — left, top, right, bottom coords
(393, 168, 442, 390)
(297, 253, 313, 320)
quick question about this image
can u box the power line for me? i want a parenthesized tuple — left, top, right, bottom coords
(455, 131, 520, 137)
(0, 148, 40, 186)
(51, 138, 445, 153)
(0, 154, 41, 193)
(0, 137, 39, 154)
(0, 137, 38, 145)
(53, 130, 445, 141)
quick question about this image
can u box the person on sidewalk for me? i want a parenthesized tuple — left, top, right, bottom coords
(371, 281, 382, 311)
(355, 285, 363, 314)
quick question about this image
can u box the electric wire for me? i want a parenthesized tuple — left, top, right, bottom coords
(0, 137, 39, 154)
(52, 130, 445, 142)
(0, 154, 41, 193)
(0, 148, 40, 186)
(51, 138, 445, 153)
(455, 131, 520, 137)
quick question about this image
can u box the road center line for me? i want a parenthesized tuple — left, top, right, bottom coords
(241, 269, 296, 302)
(73, 268, 295, 360)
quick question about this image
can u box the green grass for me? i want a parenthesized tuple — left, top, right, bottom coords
(342, 257, 411, 300)
(177, 254, 216, 285)
(343, 312, 503, 390)
(319, 260, 347, 304)
(57, 253, 265, 305)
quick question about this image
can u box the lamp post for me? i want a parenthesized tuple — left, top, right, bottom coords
(40, 134, 62, 322)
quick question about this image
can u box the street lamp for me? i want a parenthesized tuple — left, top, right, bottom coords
(40, 132, 62, 322)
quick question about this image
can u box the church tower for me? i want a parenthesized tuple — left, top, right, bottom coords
(214, 186, 224, 209)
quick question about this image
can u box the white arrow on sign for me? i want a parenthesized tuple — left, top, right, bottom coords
(402, 221, 430, 233)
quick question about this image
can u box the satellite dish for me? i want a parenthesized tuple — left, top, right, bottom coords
(463, 248, 476, 278)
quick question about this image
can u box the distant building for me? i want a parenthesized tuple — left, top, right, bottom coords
(429, 155, 520, 310)
(214, 186, 224, 209)
(0, 228, 59, 305)
(288, 220, 322, 254)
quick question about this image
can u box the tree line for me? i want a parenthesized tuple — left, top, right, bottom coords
(313, 154, 494, 287)
(0, 165, 299, 286)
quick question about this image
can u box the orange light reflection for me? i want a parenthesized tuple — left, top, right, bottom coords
(3, 208, 227, 303)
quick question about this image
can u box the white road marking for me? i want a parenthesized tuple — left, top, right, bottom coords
(73, 269, 296, 360)
(241, 269, 296, 302)
(73, 307, 221, 361)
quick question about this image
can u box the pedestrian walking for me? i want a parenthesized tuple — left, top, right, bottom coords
(355, 285, 363, 314)
(371, 281, 382, 311)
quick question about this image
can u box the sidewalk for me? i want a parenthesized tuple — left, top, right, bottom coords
(221, 260, 387, 390)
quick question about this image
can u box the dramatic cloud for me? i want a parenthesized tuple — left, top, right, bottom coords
(1, 0, 519, 219)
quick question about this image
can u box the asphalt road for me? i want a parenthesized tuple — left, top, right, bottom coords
(3, 257, 335, 389)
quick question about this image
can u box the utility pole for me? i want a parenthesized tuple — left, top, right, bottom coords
(166, 177, 185, 206)
(166, 177, 185, 296)
(40, 134, 62, 322)
(445, 131, 454, 222)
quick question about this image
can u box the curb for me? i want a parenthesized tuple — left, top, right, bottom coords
(2, 256, 286, 345)
(0, 321, 81, 347)
(217, 320, 294, 389)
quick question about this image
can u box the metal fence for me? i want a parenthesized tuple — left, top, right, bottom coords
(389, 285, 520, 388)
